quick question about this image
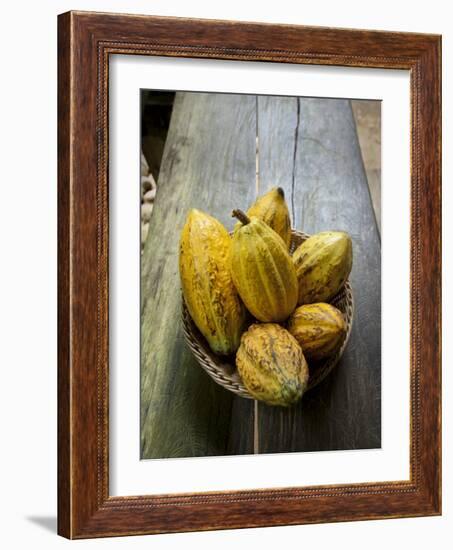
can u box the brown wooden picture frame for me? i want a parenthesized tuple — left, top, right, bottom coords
(58, 10, 441, 539)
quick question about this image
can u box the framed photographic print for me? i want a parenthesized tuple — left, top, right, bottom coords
(58, 11, 441, 538)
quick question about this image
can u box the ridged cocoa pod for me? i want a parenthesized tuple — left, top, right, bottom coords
(287, 303, 346, 360)
(179, 209, 246, 355)
(293, 231, 352, 305)
(230, 210, 298, 322)
(236, 323, 309, 406)
(236, 187, 291, 248)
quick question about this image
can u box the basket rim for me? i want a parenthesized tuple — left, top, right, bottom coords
(181, 228, 354, 401)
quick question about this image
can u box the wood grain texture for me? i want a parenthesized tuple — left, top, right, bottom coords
(58, 10, 441, 539)
(57, 11, 71, 537)
(351, 100, 381, 232)
(140, 92, 257, 458)
(257, 97, 380, 453)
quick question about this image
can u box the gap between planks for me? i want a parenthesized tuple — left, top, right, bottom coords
(254, 95, 260, 455)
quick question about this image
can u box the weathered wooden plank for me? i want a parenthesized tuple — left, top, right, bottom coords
(257, 96, 381, 453)
(256, 95, 298, 206)
(141, 92, 257, 458)
(351, 100, 381, 233)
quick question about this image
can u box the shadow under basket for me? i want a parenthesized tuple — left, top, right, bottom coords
(181, 229, 354, 400)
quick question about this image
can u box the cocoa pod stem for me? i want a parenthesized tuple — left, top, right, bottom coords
(232, 209, 251, 225)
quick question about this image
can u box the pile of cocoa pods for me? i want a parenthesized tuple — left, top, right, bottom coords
(179, 188, 352, 406)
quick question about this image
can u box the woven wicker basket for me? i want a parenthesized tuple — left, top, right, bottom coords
(181, 229, 354, 399)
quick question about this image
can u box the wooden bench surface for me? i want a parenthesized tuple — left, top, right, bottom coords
(141, 92, 381, 459)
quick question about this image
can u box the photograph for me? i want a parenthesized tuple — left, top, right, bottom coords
(0, 0, 445, 542)
(140, 90, 381, 460)
(53, 9, 441, 539)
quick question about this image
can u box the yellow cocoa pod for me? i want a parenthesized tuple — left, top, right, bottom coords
(236, 187, 291, 248)
(236, 323, 309, 406)
(287, 303, 346, 360)
(293, 231, 352, 305)
(179, 209, 246, 355)
(230, 210, 298, 322)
